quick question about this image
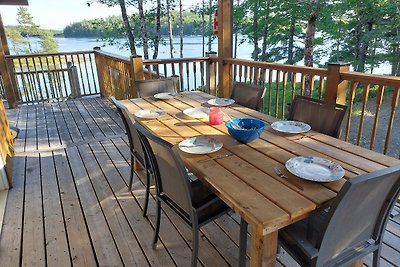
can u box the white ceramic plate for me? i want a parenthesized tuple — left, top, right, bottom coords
(154, 92, 178, 100)
(178, 136, 223, 154)
(134, 109, 166, 119)
(271, 120, 311, 134)
(183, 107, 209, 119)
(285, 156, 345, 182)
(207, 98, 235, 107)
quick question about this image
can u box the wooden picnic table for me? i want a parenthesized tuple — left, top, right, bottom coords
(120, 91, 400, 267)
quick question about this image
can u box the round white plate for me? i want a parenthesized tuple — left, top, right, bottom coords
(271, 120, 311, 134)
(285, 156, 345, 182)
(207, 98, 235, 107)
(178, 136, 223, 154)
(154, 92, 178, 100)
(134, 109, 166, 119)
(183, 107, 209, 119)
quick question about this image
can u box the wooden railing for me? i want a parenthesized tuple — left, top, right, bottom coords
(224, 58, 400, 158)
(2, 48, 399, 158)
(339, 71, 400, 156)
(5, 51, 99, 104)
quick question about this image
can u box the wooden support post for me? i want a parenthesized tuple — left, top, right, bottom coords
(129, 55, 144, 98)
(218, 0, 233, 98)
(93, 47, 108, 98)
(325, 62, 350, 105)
(171, 75, 181, 92)
(0, 14, 17, 108)
(206, 51, 217, 95)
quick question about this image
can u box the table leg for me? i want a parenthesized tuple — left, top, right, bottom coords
(249, 227, 278, 267)
(134, 158, 143, 171)
(239, 218, 248, 267)
(346, 259, 363, 267)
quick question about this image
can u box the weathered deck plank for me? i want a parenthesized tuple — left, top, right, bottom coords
(2, 97, 399, 267)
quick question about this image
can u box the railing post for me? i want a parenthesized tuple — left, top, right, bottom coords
(171, 74, 181, 92)
(93, 46, 110, 98)
(206, 51, 217, 95)
(129, 55, 145, 98)
(0, 52, 17, 108)
(218, 0, 233, 98)
(67, 62, 80, 98)
(325, 62, 350, 105)
(131, 55, 145, 81)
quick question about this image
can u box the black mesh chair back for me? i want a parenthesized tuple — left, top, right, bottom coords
(135, 78, 177, 98)
(279, 164, 400, 267)
(231, 82, 265, 110)
(288, 96, 347, 138)
(133, 122, 230, 267)
(111, 97, 152, 216)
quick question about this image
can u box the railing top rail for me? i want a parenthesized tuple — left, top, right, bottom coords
(340, 71, 400, 88)
(224, 57, 328, 76)
(143, 57, 210, 64)
(5, 50, 95, 59)
(94, 49, 131, 64)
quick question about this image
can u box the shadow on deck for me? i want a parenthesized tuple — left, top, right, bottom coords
(1, 97, 399, 266)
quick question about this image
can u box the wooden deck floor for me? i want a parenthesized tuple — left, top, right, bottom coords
(1, 97, 399, 266)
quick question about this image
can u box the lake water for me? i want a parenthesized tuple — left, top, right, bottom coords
(12, 36, 392, 75)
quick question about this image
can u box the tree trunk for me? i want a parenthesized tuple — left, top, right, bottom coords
(252, 1, 259, 61)
(287, 14, 295, 65)
(354, 16, 362, 71)
(304, 1, 318, 96)
(118, 0, 136, 55)
(152, 0, 162, 59)
(202, 0, 205, 56)
(179, 0, 184, 58)
(234, 0, 239, 58)
(358, 21, 373, 73)
(260, 1, 270, 62)
(137, 0, 149, 59)
(304, 11, 317, 67)
(208, 0, 212, 52)
(166, 0, 175, 76)
(391, 43, 400, 76)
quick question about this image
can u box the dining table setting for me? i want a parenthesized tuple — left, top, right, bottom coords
(119, 91, 400, 267)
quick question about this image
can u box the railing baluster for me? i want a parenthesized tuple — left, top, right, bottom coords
(345, 81, 358, 142)
(88, 53, 98, 94)
(370, 85, 385, 150)
(300, 74, 305, 96)
(82, 53, 92, 94)
(318, 77, 324, 99)
(281, 71, 288, 119)
(179, 63, 184, 90)
(291, 72, 296, 100)
(200, 61, 205, 92)
(356, 84, 370, 146)
(309, 75, 315, 96)
(267, 69, 273, 115)
(193, 62, 197, 90)
(186, 62, 190, 90)
(274, 70, 280, 117)
(384, 87, 399, 155)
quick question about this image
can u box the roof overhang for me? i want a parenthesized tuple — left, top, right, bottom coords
(0, 0, 28, 5)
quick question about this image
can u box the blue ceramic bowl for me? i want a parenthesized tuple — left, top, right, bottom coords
(225, 118, 267, 143)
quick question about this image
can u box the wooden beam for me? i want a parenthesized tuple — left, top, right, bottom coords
(217, 0, 233, 98)
(0, 14, 17, 108)
(325, 62, 350, 105)
(0, 0, 28, 5)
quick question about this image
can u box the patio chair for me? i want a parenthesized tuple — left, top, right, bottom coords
(279, 164, 400, 267)
(111, 97, 153, 217)
(133, 122, 230, 267)
(231, 82, 265, 111)
(288, 96, 347, 138)
(135, 78, 178, 98)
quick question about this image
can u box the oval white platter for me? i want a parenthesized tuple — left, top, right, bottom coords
(178, 136, 223, 154)
(183, 107, 209, 119)
(154, 92, 178, 100)
(271, 120, 311, 134)
(134, 109, 166, 119)
(207, 98, 235, 107)
(285, 156, 345, 182)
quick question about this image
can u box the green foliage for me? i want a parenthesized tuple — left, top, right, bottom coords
(5, 8, 58, 54)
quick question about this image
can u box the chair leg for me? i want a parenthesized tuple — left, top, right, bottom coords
(191, 223, 199, 267)
(239, 218, 248, 267)
(128, 155, 134, 191)
(152, 198, 161, 249)
(142, 169, 150, 217)
(372, 248, 381, 267)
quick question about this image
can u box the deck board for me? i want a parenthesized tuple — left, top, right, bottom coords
(2, 97, 399, 267)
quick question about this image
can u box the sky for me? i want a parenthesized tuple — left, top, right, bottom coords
(0, 0, 196, 30)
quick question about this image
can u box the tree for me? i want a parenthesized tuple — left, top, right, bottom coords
(38, 30, 58, 53)
(137, 0, 149, 59)
(16, 7, 39, 53)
